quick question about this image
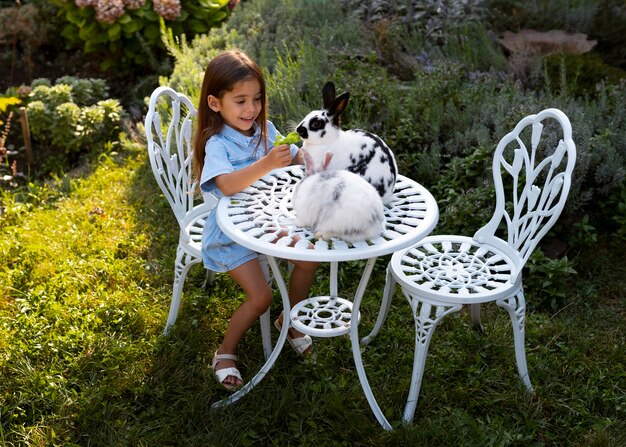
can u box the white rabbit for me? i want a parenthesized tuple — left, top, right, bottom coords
(292, 149, 386, 242)
(296, 81, 398, 204)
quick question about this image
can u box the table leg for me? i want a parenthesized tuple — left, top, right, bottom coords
(211, 255, 290, 410)
(330, 261, 338, 297)
(349, 256, 393, 431)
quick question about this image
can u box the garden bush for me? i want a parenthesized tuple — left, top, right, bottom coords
(50, 0, 235, 74)
(25, 76, 124, 174)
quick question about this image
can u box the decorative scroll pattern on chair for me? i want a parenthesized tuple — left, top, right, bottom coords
(409, 299, 461, 346)
(146, 89, 197, 224)
(474, 114, 575, 265)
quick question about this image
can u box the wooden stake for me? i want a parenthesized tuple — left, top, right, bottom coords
(18, 106, 33, 166)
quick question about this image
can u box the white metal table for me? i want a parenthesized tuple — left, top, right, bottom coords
(212, 165, 438, 430)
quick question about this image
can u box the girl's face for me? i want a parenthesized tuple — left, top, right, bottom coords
(208, 78, 262, 136)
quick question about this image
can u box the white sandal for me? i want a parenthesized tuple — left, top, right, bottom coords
(211, 351, 243, 391)
(274, 319, 313, 356)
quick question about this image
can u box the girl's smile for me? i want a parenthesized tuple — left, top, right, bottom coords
(208, 78, 263, 136)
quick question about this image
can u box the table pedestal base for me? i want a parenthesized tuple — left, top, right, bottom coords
(212, 256, 393, 431)
(290, 296, 360, 338)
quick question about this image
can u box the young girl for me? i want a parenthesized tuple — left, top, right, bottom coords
(193, 49, 318, 391)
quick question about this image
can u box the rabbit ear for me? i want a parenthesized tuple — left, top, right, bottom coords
(322, 151, 333, 170)
(301, 149, 316, 174)
(330, 92, 350, 118)
(322, 82, 336, 109)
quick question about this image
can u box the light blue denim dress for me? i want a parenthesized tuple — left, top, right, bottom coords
(200, 121, 299, 272)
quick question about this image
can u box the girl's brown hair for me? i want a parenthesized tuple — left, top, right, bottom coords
(192, 49, 268, 182)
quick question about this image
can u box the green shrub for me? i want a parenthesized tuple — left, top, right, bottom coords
(25, 77, 124, 174)
(543, 52, 626, 98)
(54, 75, 109, 105)
(599, 179, 626, 240)
(525, 249, 577, 311)
(51, 0, 234, 73)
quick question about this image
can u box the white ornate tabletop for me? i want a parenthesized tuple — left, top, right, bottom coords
(216, 165, 439, 261)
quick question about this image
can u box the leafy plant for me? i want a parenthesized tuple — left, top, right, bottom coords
(274, 131, 301, 145)
(525, 249, 577, 310)
(543, 52, 626, 98)
(25, 77, 124, 173)
(600, 180, 626, 240)
(571, 214, 598, 249)
(51, 0, 234, 73)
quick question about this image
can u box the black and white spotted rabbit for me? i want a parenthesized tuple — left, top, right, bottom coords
(292, 149, 385, 242)
(296, 82, 398, 204)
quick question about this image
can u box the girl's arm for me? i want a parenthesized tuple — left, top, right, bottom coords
(291, 147, 304, 165)
(215, 145, 292, 196)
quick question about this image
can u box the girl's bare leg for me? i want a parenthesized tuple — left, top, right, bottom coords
(276, 260, 319, 346)
(289, 259, 318, 303)
(216, 258, 272, 387)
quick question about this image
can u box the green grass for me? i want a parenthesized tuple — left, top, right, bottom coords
(0, 137, 624, 446)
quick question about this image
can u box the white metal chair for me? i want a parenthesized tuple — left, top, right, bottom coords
(365, 108, 576, 424)
(144, 86, 273, 358)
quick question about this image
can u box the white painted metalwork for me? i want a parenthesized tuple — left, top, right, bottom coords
(218, 166, 437, 261)
(365, 108, 576, 424)
(290, 296, 357, 337)
(214, 166, 439, 430)
(144, 87, 272, 359)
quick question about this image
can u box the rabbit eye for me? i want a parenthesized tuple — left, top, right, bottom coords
(310, 118, 325, 130)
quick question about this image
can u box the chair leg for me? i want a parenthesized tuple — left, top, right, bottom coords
(257, 255, 273, 360)
(164, 247, 200, 336)
(361, 264, 395, 345)
(403, 296, 462, 424)
(470, 303, 484, 333)
(496, 290, 533, 392)
(201, 269, 215, 289)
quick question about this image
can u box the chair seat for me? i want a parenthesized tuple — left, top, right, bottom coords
(390, 235, 521, 305)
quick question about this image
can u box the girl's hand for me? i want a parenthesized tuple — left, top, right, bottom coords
(265, 144, 292, 169)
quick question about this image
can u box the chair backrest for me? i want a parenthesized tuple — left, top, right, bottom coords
(145, 86, 199, 226)
(473, 108, 576, 268)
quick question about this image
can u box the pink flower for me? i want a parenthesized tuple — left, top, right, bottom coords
(94, 0, 125, 24)
(152, 0, 181, 20)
